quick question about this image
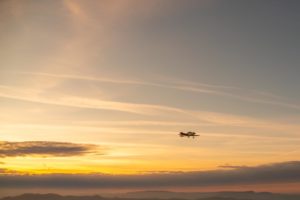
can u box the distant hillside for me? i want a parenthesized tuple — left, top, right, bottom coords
(1, 192, 300, 200)
(0, 194, 245, 200)
(114, 190, 300, 200)
(0, 194, 105, 200)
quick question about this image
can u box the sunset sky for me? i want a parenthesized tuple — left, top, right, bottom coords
(1, 0, 300, 194)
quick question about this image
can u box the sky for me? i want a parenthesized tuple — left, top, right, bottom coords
(0, 0, 300, 194)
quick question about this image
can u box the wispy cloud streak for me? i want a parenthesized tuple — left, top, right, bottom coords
(1, 84, 300, 135)
(10, 71, 300, 111)
(0, 85, 184, 115)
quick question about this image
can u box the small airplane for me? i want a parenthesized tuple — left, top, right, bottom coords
(179, 131, 199, 138)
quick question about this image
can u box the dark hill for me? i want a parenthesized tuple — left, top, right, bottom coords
(1, 192, 300, 200)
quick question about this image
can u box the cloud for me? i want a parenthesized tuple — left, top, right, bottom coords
(0, 161, 299, 189)
(1, 83, 300, 137)
(218, 165, 249, 169)
(0, 141, 101, 158)
(64, 0, 87, 23)
(0, 84, 184, 116)
(10, 71, 300, 111)
(0, 168, 18, 174)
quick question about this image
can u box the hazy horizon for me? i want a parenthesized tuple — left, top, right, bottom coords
(1, 0, 300, 195)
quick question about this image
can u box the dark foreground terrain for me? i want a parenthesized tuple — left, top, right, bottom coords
(1, 192, 300, 200)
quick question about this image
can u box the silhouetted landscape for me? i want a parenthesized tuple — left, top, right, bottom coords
(2, 192, 300, 200)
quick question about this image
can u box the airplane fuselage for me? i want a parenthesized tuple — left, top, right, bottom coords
(179, 131, 199, 138)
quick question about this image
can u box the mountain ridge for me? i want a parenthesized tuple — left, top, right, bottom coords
(1, 191, 300, 200)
